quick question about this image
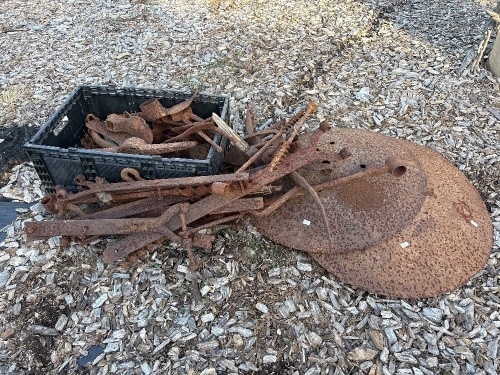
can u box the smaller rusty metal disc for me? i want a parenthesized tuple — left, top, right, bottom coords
(310, 140, 493, 298)
(250, 128, 427, 254)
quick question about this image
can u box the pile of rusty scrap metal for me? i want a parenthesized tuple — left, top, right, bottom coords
(27, 103, 337, 267)
(81, 92, 237, 157)
(25, 102, 493, 298)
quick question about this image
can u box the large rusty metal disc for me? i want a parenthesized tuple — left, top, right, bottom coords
(250, 128, 427, 254)
(310, 139, 493, 298)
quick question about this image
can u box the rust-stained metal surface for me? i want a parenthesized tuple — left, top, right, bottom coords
(105, 113, 153, 144)
(249, 128, 427, 254)
(138, 98, 170, 122)
(85, 114, 130, 146)
(309, 140, 493, 298)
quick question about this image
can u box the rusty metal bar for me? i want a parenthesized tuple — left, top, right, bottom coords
(26, 203, 183, 240)
(245, 107, 255, 136)
(115, 138, 199, 155)
(58, 172, 250, 205)
(188, 213, 245, 235)
(212, 197, 264, 214)
(79, 196, 189, 220)
(312, 156, 407, 192)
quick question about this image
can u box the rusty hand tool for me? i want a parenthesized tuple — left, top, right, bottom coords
(105, 113, 153, 144)
(139, 93, 198, 122)
(85, 114, 130, 145)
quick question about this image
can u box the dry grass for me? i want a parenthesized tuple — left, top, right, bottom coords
(0, 85, 24, 115)
(206, 0, 239, 6)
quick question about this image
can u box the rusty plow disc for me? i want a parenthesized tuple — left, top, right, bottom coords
(250, 128, 428, 254)
(250, 128, 493, 298)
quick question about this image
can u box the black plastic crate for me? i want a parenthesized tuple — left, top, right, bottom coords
(24, 85, 230, 193)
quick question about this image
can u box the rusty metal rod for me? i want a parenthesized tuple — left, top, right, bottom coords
(187, 213, 245, 235)
(251, 187, 301, 217)
(313, 157, 407, 192)
(194, 130, 223, 153)
(212, 197, 264, 214)
(79, 196, 189, 220)
(162, 121, 214, 142)
(115, 138, 199, 155)
(236, 125, 288, 173)
(245, 107, 255, 136)
(154, 119, 225, 153)
(269, 103, 318, 171)
(289, 170, 333, 248)
(57, 173, 250, 204)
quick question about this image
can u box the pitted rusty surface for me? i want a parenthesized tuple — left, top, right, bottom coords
(105, 113, 153, 144)
(310, 140, 493, 298)
(250, 128, 427, 254)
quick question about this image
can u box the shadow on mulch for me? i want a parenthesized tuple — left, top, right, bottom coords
(357, 0, 493, 52)
(12, 294, 71, 375)
(0, 126, 37, 186)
